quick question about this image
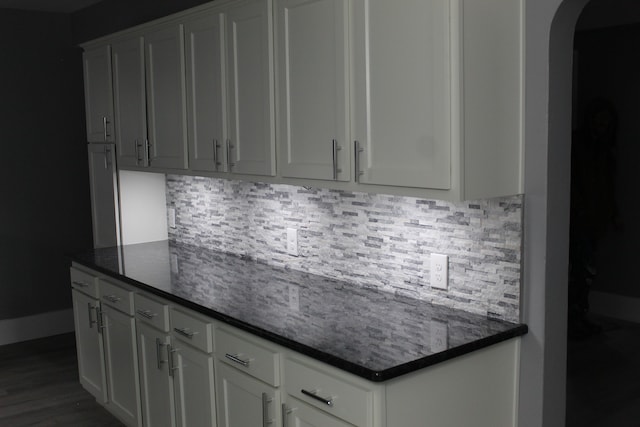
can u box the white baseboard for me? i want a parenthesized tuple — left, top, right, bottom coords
(0, 309, 75, 346)
(590, 291, 640, 324)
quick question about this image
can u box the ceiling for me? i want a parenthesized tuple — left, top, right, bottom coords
(0, 0, 103, 13)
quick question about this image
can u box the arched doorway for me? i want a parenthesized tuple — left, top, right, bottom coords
(536, 1, 640, 426)
(566, 2, 640, 425)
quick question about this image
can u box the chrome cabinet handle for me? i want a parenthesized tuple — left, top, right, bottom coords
(262, 393, 274, 426)
(225, 353, 250, 367)
(173, 327, 195, 339)
(72, 280, 89, 288)
(156, 338, 168, 370)
(301, 389, 333, 407)
(102, 116, 111, 141)
(226, 140, 234, 170)
(332, 139, 342, 180)
(135, 139, 143, 165)
(103, 295, 121, 303)
(96, 308, 106, 332)
(103, 145, 112, 169)
(145, 139, 151, 166)
(213, 139, 220, 170)
(136, 309, 157, 319)
(87, 303, 97, 328)
(354, 140, 364, 183)
(168, 344, 178, 377)
(282, 404, 294, 427)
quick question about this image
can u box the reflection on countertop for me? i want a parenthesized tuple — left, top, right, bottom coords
(70, 240, 527, 382)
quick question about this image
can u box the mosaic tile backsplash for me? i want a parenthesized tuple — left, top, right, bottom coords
(166, 175, 522, 322)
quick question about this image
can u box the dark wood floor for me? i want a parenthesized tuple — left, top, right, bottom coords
(566, 314, 640, 427)
(0, 333, 123, 427)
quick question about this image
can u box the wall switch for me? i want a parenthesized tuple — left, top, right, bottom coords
(430, 253, 448, 290)
(286, 227, 299, 256)
(168, 208, 176, 228)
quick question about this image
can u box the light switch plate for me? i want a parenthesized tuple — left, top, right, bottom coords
(286, 227, 299, 256)
(168, 208, 176, 228)
(430, 253, 448, 290)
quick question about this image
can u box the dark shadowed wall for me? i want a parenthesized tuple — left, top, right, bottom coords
(71, 0, 214, 44)
(574, 23, 640, 299)
(0, 9, 92, 322)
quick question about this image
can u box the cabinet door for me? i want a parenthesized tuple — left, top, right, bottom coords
(87, 144, 120, 249)
(137, 321, 176, 427)
(172, 344, 216, 427)
(225, 0, 276, 176)
(352, 0, 451, 189)
(216, 362, 280, 427)
(283, 397, 352, 427)
(112, 36, 148, 168)
(83, 45, 114, 143)
(276, 0, 350, 181)
(145, 24, 189, 170)
(102, 306, 142, 426)
(72, 289, 108, 403)
(185, 13, 227, 173)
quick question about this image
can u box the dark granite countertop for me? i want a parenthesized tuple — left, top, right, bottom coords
(69, 240, 527, 382)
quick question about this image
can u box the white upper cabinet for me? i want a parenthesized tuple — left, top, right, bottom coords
(83, 45, 114, 143)
(351, 0, 523, 200)
(145, 24, 189, 170)
(275, 0, 350, 181)
(225, 0, 276, 176)
(112, 36, 147, 168)
(184, 13, 227, 173)
(352, 0, 451, 190)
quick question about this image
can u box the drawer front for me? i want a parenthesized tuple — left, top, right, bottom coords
(70, 267, 99, 298)
(215, 327, 280, 387)
(99, 278, 134, 315)
(284, 358, 372, 427)
(134, 293, 170, 332)
(170, 307, 213, 353)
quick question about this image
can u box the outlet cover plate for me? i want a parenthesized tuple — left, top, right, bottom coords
(431, 253, 448, 290)
(286, 227, 299, 256)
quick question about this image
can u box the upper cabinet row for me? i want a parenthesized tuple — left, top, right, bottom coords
(82, 0, 523, 201)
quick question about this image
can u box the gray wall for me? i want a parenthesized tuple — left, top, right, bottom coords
(71, 0, 213, 44)
(0, 9, 92, 320)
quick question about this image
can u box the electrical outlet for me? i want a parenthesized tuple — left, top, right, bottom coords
(430, 253, 448, 290)
(288, 286, 300, 311)
(168, 208, 176, 228)
(430, 320, 448, 352)
(286, 227, 299, 256)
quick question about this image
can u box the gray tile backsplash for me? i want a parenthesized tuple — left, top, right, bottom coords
(166, 175, 522, 322)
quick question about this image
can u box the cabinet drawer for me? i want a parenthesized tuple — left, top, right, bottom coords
(99, 279, 134, 315)
(70, 267, 99, 298)
(134, 293, 169, 332)
(170, 307, 213, 353)
(215, 327, 280, 387)
(284, 358, 373, 427)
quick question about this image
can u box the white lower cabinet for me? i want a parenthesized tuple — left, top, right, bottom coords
(135, 295, 217, 427)
(71, 288, 108, 403)
(71, 267, 142, 427)
(215, 327, 281, 427)
(216, 362, 280, 427)
(100, 277, 142, 427)
(137, 320, 176, 427)
(283, 355, 380, 427)
(171, 307, 216, 427)
(72, 264, 521, 427)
